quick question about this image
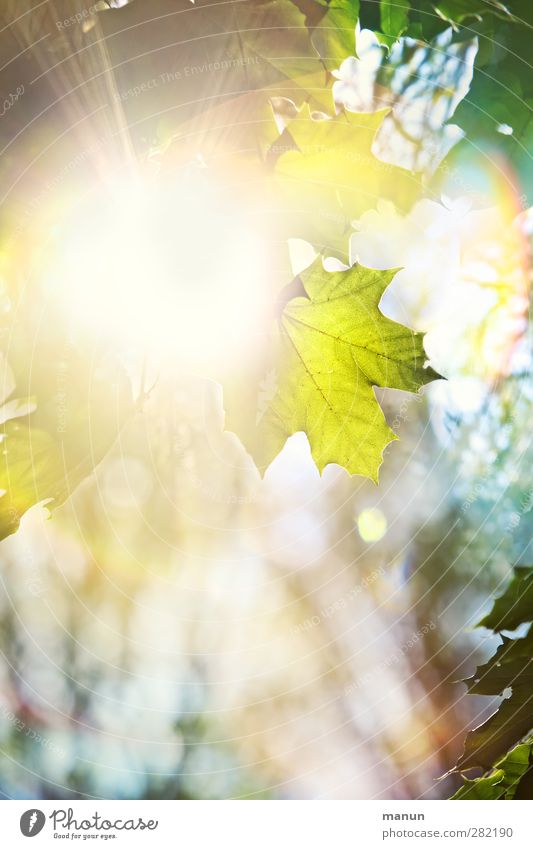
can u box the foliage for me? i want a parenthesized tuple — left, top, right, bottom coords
(271, 103, 421, 252)
(452, 739, 533, 799)
(0, 0, 441, 504)
(357, 0, 532, 192)
(226, 259, 439, 481)
(0, 0, 530, 802)
(360, 0, 515, 44)
(0, 308, 133, 541)
(480, 567, 533, 633)
(454, 565, 533, 791)
(377, 0, 411, 49)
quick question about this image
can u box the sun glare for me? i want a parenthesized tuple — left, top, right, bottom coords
(42, 166, 271, 371)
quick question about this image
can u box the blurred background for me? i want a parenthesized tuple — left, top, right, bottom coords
(0, 0, 531, 800)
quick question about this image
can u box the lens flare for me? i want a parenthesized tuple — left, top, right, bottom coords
(357, 508, 388, 543)
(40, 166, 271, 371)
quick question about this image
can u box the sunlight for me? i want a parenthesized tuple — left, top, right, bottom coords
(42, 164, 270, 370)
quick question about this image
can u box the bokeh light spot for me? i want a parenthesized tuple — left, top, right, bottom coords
(357, 508, 387, 542)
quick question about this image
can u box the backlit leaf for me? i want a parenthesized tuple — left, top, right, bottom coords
(226, 258, 440, 480)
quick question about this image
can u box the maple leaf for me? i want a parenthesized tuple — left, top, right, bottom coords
(226, 258, 440, 481)
(272, 104, 421, 255)
(455, 565, 533, 773)
(452, 740, 533, 799)
(0, 322, 133, 541)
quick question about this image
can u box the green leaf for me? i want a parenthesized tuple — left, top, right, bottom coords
(380, 0, 410, 43)
(496, 742, 533, 798)
(308, 0, 361, 69)
(448, 3, 533, 197)
(458, 627, 533, 770)
(273, 105, 421, 253)
(433, 0, 512, 28)
(241, 0, 360, 71)
(226, 259, 440, 481)
(359, 0, 515, 43)
(514, 747, 533, 798)
(0, 424, 63, 540)
(480, 566, 533, 632)
(237, 0, 360, 99)
(453, 563, 533, 791)
(240, 0, 327, 86)
(452, 768, 506, 799)
(453, 741, 533, 799)
(0, 326, 133, 541)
